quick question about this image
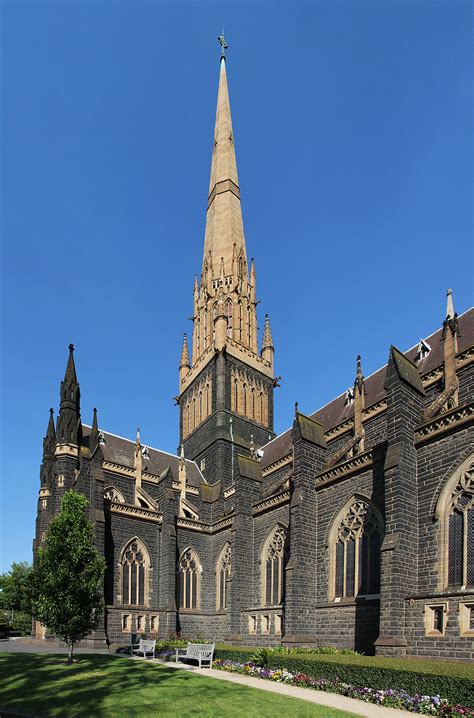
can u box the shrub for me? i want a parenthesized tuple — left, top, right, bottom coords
(266, 654, 474, 707)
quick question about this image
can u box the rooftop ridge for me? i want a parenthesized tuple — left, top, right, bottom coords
(261, 306, 473, 453)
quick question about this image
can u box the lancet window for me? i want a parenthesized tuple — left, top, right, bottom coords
(179, 548, 201, 610)
(182, 375, 212, 438)
(446, 463, 473, 587)
(262, 526, 288, 607)
(121, 539, 149, 606)
(216, 543, 232, 610)
(332, 499, 382, 599)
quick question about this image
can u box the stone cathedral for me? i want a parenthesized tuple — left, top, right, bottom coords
(34, 47, 474, 659)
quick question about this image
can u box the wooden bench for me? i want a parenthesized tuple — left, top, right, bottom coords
(133, 638, 156, 659)
(175, 642, 214, 669)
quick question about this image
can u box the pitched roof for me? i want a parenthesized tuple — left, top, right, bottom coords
(261, 307, 473, 470)
(81, 426, 204, 488)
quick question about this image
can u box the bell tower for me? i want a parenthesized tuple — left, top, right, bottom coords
(178, 37, 276, 487)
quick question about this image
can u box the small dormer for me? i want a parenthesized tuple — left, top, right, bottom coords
(415, 339, 431, 364)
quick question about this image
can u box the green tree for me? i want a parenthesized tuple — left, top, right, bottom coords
(31, 491, 106, 663)
(0, 561, 33, 634)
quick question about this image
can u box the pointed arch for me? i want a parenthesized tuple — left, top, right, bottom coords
(261, 524, 288, 607)
(327, 495, 383, 601)
(179, 546, 202, 610)
(435, 453, 474, 590)
(104, 486, 125, 503)
(119, 537, 151, 607)
(216, 543, 232, 610)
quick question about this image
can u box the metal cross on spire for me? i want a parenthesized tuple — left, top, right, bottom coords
(218, 31, 228, 59)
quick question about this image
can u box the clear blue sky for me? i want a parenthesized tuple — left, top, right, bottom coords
(1, 1, 472, 572)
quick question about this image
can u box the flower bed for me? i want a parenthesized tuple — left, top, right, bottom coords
(212, 659, 474, 717)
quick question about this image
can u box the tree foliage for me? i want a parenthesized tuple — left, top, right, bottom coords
(0, 561, 33, 614)
(0, 561, 33, 635)
(31, 491, 106, 662)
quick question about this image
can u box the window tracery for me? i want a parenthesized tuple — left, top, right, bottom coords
(262, 526, 287, 606)
(332, 499, 382, 599)
(104, 486, 125, 503)
(121, 539, 149, 606)
(447, 463, 473, 587)
(179, 548, 201, 610)
(216, 543, 231, 610)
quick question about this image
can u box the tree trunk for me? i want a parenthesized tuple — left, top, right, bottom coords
(67, 644, 74, 664)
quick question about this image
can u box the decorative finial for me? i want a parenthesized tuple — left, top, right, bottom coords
(446, 288, 455, 320)
(93, 407, 97, 414)
(69, 343, 74, 352)
(49, 407, 54, 415)
(295, 401, 299, 415)
(218, 31, 228, 59)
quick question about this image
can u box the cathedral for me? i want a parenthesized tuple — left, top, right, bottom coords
(34, 46, 474, 659)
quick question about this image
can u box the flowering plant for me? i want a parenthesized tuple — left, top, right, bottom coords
(212, 659, 474, 717)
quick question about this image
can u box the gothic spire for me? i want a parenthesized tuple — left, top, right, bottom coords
(43, 408, 56, 458)
(202, 47, 247, 277)
(180, 333, 191, 367)
(90, 407, 99, 454)
(56, 343, 81, 447)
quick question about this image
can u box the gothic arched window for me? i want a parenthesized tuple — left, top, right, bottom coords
(199, 391, 203, 423)
(212, 303, 217, 342)
(251, 387, 255, 419)
(243, 383, 247, 415)
(216, 543, 231, 610)
(332, 499, 382, 599)
(262, 526, 288, 606)
(247, 305, 251, 345)
(206, 382, 211, 417)
(259, 391, 264, 424)
(238, 301, 242, 341)
(447, 462, 473, 587)
(234, 379, 239, 413)
(179, 548, 201, 610)
(204, 309, 208, 349)
(121, 539, 149, 606)
(197, 318, 200, 354)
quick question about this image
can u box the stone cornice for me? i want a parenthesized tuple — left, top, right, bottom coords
(226, 339, 274, 379)
(176, 515, 234, 534)
(262, 454, 292, 477)
(415, 403, 474, 445)
(103, 461, 134, 478)
(179, 347, 214, 395)
(315, 449, 374, 487)
(252, 489, 290, 516)
(55, 443, 79, 458)
(107, 501, 163, 524)
(171, 480, 200, 496)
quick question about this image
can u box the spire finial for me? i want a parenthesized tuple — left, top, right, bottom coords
(295, 401, 299, 416)
(69, 343, 74, 353)
(446, 288, 455, 320)
(218, 31, 228, 59)
(354, 354, 365, 394)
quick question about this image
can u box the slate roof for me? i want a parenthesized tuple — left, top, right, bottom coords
(261, 308, 474, 470)
(81, 426, 205, 488)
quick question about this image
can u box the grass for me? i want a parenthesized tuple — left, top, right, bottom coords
(0, 652, 359, 718)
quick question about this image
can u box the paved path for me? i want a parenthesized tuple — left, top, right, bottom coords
(154, 659, 414, 718)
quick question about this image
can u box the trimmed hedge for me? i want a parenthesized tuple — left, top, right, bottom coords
(158, 642, 474, 706)
(265, 654, 474, 708)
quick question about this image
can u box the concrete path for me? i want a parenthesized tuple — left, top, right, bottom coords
(154, 659, 415, 718)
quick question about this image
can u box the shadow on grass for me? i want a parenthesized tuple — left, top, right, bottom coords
(0, 653, 357, 718)
(0, 653, 214, 717)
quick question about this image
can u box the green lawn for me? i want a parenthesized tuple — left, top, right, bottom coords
(0, 653, 359, 718)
